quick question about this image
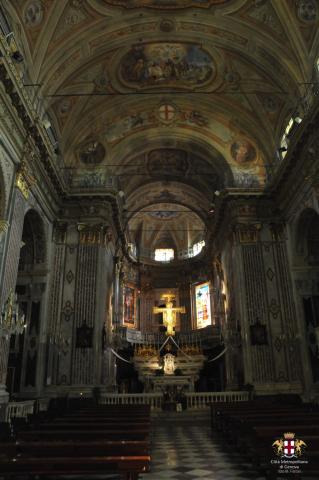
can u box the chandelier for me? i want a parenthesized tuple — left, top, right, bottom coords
(0, 291, 26, 338)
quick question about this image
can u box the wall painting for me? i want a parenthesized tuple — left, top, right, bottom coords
(124, 285, 136, 327)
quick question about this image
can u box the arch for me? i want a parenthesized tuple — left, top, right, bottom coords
(295, 208, 319, 265)
(18, 209, 47, 272)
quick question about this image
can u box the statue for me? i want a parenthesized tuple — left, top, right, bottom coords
(163, 353, 175, 375)
(153, 293, 186, 336)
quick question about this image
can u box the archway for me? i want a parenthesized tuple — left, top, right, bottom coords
(6, 209, 47, 397)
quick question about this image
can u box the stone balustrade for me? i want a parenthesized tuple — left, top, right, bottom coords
(100, 393, 163, 410)
(185, 391, 249, 409)
(5, 400, 35, 422)
(100, 391, 249, 410)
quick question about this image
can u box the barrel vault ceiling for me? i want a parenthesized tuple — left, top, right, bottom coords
(5, 0, 319, 252)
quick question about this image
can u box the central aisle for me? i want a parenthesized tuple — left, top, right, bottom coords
(140, 411, 265, 480)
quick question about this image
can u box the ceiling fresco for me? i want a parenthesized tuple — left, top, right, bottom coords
(120, 43, 215, 89)
(5, 0, 319, 245)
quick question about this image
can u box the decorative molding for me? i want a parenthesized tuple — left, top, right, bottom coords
(0, 60, 64, 198)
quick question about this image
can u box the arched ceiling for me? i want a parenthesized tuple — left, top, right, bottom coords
(128, 202, 206, 255)
(5, 0, 319, 255)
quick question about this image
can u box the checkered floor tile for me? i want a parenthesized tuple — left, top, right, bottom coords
(139, 411, 266, 480)
(56, 411, 317, 480)
(139, 411, 317, 480)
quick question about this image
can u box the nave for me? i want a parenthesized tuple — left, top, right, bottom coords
(1, 398, 319, 480)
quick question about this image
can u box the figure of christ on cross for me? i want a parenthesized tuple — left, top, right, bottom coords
(153, 293, 186, 336)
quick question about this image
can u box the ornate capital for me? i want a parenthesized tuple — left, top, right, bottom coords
(233, 223, 262, 244)
(78, 223, 112, 245)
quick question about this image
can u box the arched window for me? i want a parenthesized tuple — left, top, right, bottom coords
(280, 116, 303, 159)
(154, 248, 174, 262)
(192, 240, 205, 257)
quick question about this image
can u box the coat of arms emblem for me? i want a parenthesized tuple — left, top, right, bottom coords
(272, 432, 307, 458)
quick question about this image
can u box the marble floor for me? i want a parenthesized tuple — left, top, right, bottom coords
(140, 410, 266, 480)
(104, 410, 316, 480)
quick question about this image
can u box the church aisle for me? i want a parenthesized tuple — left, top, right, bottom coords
(140, 411, 266, 480)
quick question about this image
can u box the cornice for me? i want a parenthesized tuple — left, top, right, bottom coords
(0, 35, 65, 200)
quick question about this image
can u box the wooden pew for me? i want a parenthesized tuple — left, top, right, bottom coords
(0, 454, 150, 479)
(0, 404, 152, 479)
(35, 421, 150, 430)
(0, 439, 150, 457)
(210, 401, 319, 479)
(18, 427, 150, 441)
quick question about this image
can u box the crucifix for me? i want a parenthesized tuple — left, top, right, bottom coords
(153, 293, 185, 336)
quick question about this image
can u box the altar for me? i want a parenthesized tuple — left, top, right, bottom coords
(152, 375, 194, 392)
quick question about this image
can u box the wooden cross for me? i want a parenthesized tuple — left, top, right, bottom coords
(153, 293, 185, 336)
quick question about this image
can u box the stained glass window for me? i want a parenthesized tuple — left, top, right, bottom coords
(195, 282, 212, 329)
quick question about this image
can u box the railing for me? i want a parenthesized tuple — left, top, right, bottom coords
(100, 393, 162, 410)
(5, 400, 35, 423)
(185, 391, 249, 409)
(99, 391, 249, 410)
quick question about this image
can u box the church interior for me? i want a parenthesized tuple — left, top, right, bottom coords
(0, 0, 319, 478)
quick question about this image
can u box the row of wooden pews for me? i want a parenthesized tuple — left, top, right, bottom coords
(211, 399, 319, 479)
(0, 402, 151, 479)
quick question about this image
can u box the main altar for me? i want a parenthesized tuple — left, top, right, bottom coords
(133, 339, 205, 393)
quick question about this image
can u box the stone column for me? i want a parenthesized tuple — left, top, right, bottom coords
(112, 258, 121, 327)
(178, 277, 192, 331)
(229, 221, 302, 394)
(46, 222, 67, 388)
(47, 221, 115, 394)
(71, 225, 100, 385)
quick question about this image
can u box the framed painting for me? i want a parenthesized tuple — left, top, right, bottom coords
(124, 285, 136, 327)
